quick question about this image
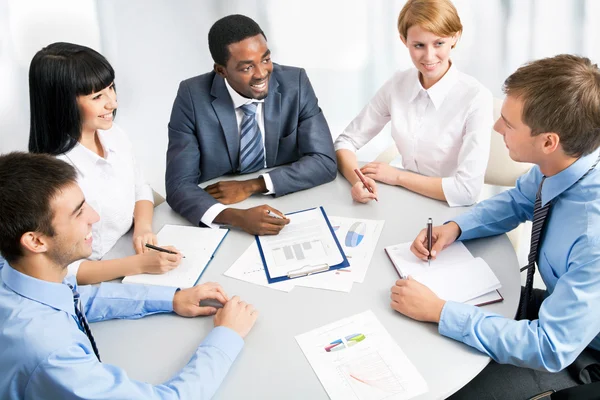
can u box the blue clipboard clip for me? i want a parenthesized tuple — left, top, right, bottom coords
(287, 263, 330, 278)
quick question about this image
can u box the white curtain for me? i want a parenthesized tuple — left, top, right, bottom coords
(1, 0, 598, 194)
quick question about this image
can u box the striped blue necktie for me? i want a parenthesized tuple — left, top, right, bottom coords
(518, 154, 600, 320)
(68, 283, 101, 361)
(239, 103, 265, 174)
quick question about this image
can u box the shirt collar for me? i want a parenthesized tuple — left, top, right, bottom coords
(541, 148, 600, 206)
(224, 79, 264, 109)
(408, 62, 459, 110)
(1, 262, 77, 318)
(61, 131, 115, 177)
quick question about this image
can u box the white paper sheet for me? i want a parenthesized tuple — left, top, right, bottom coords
(122, 224, 228, 288)
(257, 208, 346, 279)
(328, 216, 385, 283)
(224, 243, 354, 293)
(295, 310, 428, 400)
(385, 242, 502, 303)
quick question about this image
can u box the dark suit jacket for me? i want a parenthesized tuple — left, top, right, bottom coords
(165, 64, 337, 226)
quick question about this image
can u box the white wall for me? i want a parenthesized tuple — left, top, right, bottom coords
(1, 0, 598, 196)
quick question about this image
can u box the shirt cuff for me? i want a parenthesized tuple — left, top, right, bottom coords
(67, 260, 84, 280)
(201, 326, 245, 362)
(450, 212, 482, 241)
(261, 173, 275, 195)
(136, 184, 155, 204)
(144, 284, 178, 313)
(333, 140, 358, 153)
(441, 177, 479, 207)
(438, 301, 473, 342)
(201, 203, 228, 229)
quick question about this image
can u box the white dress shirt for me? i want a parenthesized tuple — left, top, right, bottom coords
(334, 64, 493, 206)
(201, 79, 275, 228)
(57, 124, 154, 277)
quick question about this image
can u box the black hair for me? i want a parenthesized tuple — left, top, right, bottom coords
(0, 152, 78, 263)
(28, 42, 116, 155)
(208, 14, 266, 66)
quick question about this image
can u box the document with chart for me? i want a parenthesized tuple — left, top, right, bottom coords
(295, 310, 428, 400)
(257, 207, 349, 283)
(328, 216, 384, 283)
(224, 242, 354, 293)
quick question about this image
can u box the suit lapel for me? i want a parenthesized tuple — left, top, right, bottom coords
(211, 74, 239, 172)
(263, 74, 281, 167)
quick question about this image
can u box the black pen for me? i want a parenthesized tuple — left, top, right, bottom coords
(145, 243, 185, 258)
(427, 218, 433, 266)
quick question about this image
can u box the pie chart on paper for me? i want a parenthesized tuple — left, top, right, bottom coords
(345, 222, 366, 247)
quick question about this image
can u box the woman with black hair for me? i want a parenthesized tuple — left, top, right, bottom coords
(28, 42, 181, 284)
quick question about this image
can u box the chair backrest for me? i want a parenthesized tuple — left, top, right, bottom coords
(484, 98, 533, 187)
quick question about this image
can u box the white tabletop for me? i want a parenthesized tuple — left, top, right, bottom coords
(93, 173, 521, 399)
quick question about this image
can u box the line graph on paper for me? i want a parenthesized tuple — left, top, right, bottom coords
(337, 351, 406, 400)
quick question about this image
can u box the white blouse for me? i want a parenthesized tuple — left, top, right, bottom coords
(334, 64, 493, 206)
(57, 124, 154, 276)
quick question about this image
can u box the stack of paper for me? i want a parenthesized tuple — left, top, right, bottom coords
(122, 224, 228, 288)
(384, 242, 503, 305)
(223, 216, 384, 293)
(295, 310, 428, 400)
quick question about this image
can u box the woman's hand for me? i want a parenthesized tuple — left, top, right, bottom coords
(133, 227, 157, 254)
(360, 162, 401, 185)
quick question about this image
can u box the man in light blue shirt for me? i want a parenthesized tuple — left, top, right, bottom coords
(391, 54, 600, 398)
(0, 152, 258, 399)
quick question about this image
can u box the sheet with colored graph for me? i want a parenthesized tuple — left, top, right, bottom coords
(328, 216, 385, 283)
(295, 310, 428, 400)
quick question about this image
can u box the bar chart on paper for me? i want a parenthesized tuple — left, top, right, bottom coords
(272, 239, 327, 266)
(296, 310, 428, 400)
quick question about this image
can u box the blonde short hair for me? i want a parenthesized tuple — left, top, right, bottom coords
(398, 0, 463, 41)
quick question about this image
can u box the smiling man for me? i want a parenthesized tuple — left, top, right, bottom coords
(0, 152, 258, 399)
(166, 14, 337, 236)
(393, 54, 600, 398)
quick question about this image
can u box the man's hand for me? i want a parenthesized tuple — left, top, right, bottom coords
(214, 295, 258, 339)
(410, 222, 461, 261)
(351, 177, 378, 203)
(173, 282, 229, 317)
(135, 245, 182, 274)
(390, 278, 446, 323)
(132, 228, 157, 254)
(216, 205, 290, 235)
(360, 162, 401, 186)
(205, 178, 266, 205)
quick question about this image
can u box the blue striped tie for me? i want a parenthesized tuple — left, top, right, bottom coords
(68, 283, 101, 361)
(518, 154, 600, 320)
(239, 103, 265, 174)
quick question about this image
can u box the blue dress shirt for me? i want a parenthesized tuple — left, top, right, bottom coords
(439, 149, 600, 372)
(0, 262, 244, 399)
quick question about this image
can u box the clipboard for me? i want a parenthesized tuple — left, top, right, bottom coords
(256, 206, 350, 284)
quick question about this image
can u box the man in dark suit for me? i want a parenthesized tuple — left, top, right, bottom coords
(166, 14, 337, 235)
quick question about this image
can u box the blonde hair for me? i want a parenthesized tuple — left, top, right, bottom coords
(398, 0, 463, 42)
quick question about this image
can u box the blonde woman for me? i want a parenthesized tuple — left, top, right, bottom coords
(335, 0, 493, 206)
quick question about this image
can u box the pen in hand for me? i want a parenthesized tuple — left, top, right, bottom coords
(267, 210, 285, 219)
(427, 218, 433, 266)
(145, 243, 185, 258)
(353, 168, 378, 202)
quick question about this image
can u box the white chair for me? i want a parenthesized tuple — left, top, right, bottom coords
(374, 98, 533, 251)
(152, 189, 166, 207)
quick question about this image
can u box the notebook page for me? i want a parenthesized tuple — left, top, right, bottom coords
(122, 224, 228, 288)
(385, 241, 474, 277)
(411, 257, 501, 303)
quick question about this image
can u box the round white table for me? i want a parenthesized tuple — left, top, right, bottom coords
(93, 173, 520, 399)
